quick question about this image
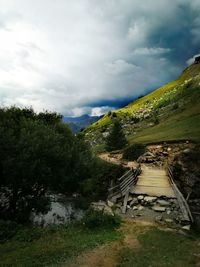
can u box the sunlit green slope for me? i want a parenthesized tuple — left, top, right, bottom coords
(85, 63, 200, 145)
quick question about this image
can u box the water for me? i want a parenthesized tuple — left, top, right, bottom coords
(31, 195, 84, 226)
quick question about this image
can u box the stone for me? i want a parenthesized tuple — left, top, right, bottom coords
(138, 195, 144, 200)
(127, 205, 131, 209)
(107, 200, 114, 207)
(182, 225, 191, 231)
(157, 200, 170, 206)
(130, 198, 138, 206)
(152, 205, 166, 212)
(144, 196, 157, 203)
(138, 205, 144, 211)
(132, 206, 138, 210)
(165, 218, 173, 223)
(183, 149, 191, 154)
(167, 210, 171, 215)
(155, 215, 163, 222)
(128, 196, 133, 202)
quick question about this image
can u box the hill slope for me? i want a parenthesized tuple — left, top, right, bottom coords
(84, 62, 200, 146)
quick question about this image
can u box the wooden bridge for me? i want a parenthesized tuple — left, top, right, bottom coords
(108, 164, 193, 222)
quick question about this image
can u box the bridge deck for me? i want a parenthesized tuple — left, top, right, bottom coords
(130, 165, 176, 198)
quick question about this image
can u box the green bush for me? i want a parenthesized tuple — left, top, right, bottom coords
(123, 144, 145, 160)
(81, 210, 121, 230)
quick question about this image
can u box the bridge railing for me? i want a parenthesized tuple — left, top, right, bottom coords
(108, 165, 141, 201)
(167, 165, 193, 223)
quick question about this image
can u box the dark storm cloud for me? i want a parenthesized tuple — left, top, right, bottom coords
(0, 0, 199, 116)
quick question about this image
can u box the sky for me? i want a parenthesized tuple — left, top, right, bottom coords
(0, 0, 199, 117)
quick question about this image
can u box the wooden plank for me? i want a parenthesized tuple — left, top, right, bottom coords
(122, 190, 129, 214)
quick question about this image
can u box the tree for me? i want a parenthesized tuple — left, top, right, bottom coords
(0, 107, 94, 222)
(105, 120, 127, 151)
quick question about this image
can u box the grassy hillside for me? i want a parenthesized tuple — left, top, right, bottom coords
(85, 63, 200, 146)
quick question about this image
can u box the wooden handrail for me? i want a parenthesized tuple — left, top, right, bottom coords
(167, 165, 193, 222)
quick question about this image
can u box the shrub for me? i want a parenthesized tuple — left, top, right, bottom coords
(123, 144, 145, 160)
(82, 210, 121, 230)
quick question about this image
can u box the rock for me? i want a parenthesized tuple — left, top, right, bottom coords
(152, 205, 166, 212)
(138, 195, 144, 200)
(132, 206, 138, 210)
(107, 200, 114, 207)
(144, 196, 157, 203)
(183, 149, 191, 154)
(130, 198, 138, 206)
(128, 196, 133, 202)
(182, 225, 191, 231)
(91, 201, 114, 216)
(127, 205, 131, 209)
(155, 215, 163, 222)
(157, 200, 170, 206)
(138, 205, 144, 211)
(165, 218, 173, 223)
(167, 210, 171, 215)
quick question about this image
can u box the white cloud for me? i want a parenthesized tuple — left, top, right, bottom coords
(0, 0, 199, 116)
(186, 54, 200, 65)
(105, 60, 139, 75)
(132, 47, 171, 56)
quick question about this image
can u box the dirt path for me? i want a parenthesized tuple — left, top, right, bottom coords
(65, 221, 153, 267)
(99, 152, 137, 169)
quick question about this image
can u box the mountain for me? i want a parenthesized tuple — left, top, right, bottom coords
(84, 61, 200, 147)
(63, 114, 103, 133)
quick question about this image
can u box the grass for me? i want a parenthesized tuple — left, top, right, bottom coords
(0, 222, 121, 267)
(117, 228, 200, 267)
(85, 63, 200, 145)
(128, 102, 200, 144)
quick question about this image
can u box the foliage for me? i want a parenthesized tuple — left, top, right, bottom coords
(123, 144, 145, 160)
(0, 107, 94, 223)
(80, 158, 125, 201)
(105, 120, 127, 151)
(0, 222, 120, 267)
(81, 210, 121, 230)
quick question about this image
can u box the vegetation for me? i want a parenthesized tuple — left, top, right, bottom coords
(85, 63, 200, 145)
(81, 210, 121, 230)
(0, 216, 121, 266)
(117, 228, 200, 267)
(106, 120, 127, 151)
(123, 144, 145, 160)
(0, 107, 124, 223)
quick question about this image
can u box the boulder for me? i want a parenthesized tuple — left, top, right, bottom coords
(152, 205, 166, 212)
(138, 205, 144, 211)
(138, 195, 144, 200)
(144, 196, 157, 203)
(165, 218, 173, 223)
(157, 200, 170, 206)
(130, 198, 139, 206)
(107, 200, 114, 208)
(182, 225, 191, 231)
(91, 201, 114, 216)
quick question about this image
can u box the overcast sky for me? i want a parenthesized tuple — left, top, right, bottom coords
(0, 0, 199, 116)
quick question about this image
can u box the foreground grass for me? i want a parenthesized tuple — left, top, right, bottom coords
(117, 228, 200, 267)
(0, 223, 121, 267)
